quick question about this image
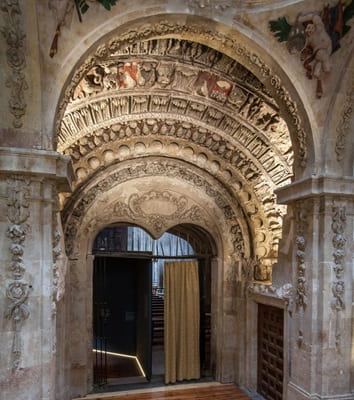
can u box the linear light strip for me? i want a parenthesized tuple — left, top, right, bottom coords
(93, 349, 146, 377)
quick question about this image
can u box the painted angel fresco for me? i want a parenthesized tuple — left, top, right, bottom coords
(269, 0, 354, 98)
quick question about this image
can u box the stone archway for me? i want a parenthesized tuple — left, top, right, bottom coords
(54, 13, 314, 399)
(63, 166, 251, 397)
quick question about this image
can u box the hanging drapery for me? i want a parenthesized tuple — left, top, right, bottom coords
(164, 260, 200, 384)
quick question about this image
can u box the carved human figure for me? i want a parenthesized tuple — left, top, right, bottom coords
(298, 13, 332, 98)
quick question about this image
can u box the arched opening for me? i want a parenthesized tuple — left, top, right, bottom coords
(91, 223, 215, 390)
(53, 13, 316, 400)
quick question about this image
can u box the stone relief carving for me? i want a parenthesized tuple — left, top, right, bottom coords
(61, 116, 292, 188)
(64, 128, 284, 256)
(107, 191, 204, 238)
(63, 159, 251, 256)
(331, 205, 346, 347)
(0, 0, 28, 128)
(5, 177, 31, 368)
(335, 77, 354, 162)
(57, 26, 306, 166)
(295, 201, 308, 346)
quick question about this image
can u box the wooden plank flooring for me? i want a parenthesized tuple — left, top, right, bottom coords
(83, 384, 251, 400)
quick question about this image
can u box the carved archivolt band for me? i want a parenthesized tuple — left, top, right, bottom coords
(64, 132, 286, 253)
(63, 115, 292, 188)
(56, 21, 306, 166)
(63, 158, 252, 256)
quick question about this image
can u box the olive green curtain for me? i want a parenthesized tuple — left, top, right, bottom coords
(164, 260, 200, 384)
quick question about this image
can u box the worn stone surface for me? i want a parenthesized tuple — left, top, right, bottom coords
(0, 1, 353, 399)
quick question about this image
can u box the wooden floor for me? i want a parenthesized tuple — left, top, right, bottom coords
(83, 384, 251, 400)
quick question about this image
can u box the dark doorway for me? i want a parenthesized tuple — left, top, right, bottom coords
(93, 256, 152, 385)
(92, 224, 213, 388)
(257, 303, 284, 400)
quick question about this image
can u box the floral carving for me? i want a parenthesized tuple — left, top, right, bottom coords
(0, 0, 28, 128)
(331, 206, 346, 347)
(5, 177, 31, 367)
(295, 201, 308, 346)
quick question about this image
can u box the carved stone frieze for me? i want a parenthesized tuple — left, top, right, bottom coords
(56, 26, 305, 166)
(5, 177, 31, 367)
(61, 116, 292, 188)
(0, 0, 28, 128)
(295, 200, 308, 346)
(331, 205, 346, 347)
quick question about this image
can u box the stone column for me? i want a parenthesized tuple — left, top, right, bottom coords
(0, 147, 73, 400)
(276, 176, 354, 400)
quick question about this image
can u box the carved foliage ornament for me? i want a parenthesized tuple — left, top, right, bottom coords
(331, 205, 346, 347)
(0, 0, 28, 128)
(5, 177, 31, 367)
(58, 21, 307, 166)
(295, 200, 308, 346)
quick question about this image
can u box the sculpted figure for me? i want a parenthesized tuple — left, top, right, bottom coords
(298, 13, 332, 98)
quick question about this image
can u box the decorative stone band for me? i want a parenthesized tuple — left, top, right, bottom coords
(0, 0, 28, 128)
(0, 148, 74, 367)
(5, 177, 31, 367)
(57, 20, 307, 167)
(331, 206, 346, 348)
(295, 200, 308, 347)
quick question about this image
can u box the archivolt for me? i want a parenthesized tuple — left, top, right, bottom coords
(62, 156, 277, 280)
(55, 17, 310, 169)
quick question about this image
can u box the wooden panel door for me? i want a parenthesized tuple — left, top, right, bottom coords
(257, 303, 284, 400)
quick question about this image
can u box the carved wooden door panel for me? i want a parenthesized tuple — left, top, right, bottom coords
(257, 303, 284, 400)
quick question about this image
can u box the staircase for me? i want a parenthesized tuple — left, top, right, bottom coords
(152, 293, 164, 345)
